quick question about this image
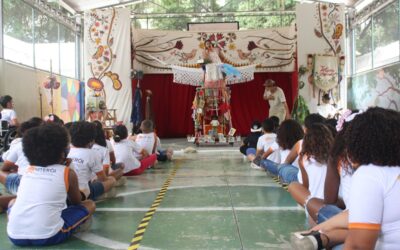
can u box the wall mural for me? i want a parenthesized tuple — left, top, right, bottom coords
(295, 2, 345, 120)
(314, 3, 344, 56)
(348, 63, 400, 111)
(39, 74, 82, 122)
(309, 3, 344, 104)
(132, 27, 296, 74)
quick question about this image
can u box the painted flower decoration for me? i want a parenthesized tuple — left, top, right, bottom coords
(210, 34, 217, 42)
(247, 41, 258, 51)
(228, 43, 236, 50)
(226, 32, 237, 42)
(197, 33, 207, 41)
(87, 77, 104, 91)
(174, 40, 183, 50)
(43, 76, 60, 89)
(199, 41, 205, 49)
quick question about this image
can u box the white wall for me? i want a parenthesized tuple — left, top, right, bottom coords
(0, 59, 50, 122)
(296, 3, 347, 113)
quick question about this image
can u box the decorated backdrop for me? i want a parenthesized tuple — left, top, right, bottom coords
(132, 26, 296, 74)
(84, 8, 132, 126)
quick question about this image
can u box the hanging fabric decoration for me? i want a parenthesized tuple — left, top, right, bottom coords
(84, 8, 132, 126)
(132, 27, 296, 75)
(313, 55, 339, 92)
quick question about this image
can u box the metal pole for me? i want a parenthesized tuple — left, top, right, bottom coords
(0, 0, 3, 59)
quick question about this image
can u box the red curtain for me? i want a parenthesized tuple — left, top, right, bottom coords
(132, 72, 297, 138)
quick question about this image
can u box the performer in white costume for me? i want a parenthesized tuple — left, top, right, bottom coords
(202, 40, 225, 88)
(263, 79, 290, 123)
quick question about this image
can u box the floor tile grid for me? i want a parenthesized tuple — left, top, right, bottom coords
(222, 161, 245, 250)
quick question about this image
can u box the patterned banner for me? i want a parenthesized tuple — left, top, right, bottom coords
(132, 26, 296, 74)
(84, 8, 132, 126)
(313, 55, 339, 92)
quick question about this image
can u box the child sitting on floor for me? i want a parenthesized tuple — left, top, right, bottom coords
(260, 119, 304, 175)
(135, 120, 173, 162)
(248, 118, 276, 168)
(0, 117, 43, 195)
(239, 120, 262, 158)
(288, 123, 334, 211)
(92, 121, 125, 185)
(291, 108, 400, 250)
(113, 124, 157, 176)
(67, 121, 116, 200)
(7, 124, 95, 246)
(278, 113, 326, 185)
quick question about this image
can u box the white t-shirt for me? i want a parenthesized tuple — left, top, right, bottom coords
(280, 149, 291, 165)
(68, 147, 103, 197)
(348, 164, 400, 250)
(338, 162, 353, 207)
(264, 88, 286, 108)
(317, 104, 336, 119)
(1, 108, 17, 124)
(267, 150, 281, 163)
(106, 139, 114, 153)
(134, 132, 158, 158)
(113, 139, 142, 173)
(2, 137, 21, 161)
(266, 142, 282, 163)
(256, 133, 276, 151)
(92, 144, 110, 167)
(7, 164, 68, 239)
(298, 157, 327, 200)
(3, 138, 30, 175)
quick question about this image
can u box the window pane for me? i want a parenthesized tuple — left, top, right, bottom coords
(373, 2, 399, 67)
(60, 25, 76, 78)
(2, 0, 34, 66)
(355, 18, 372, 73)
(34, 11, 60, 74)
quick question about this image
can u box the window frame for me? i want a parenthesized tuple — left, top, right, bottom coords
(1, 0, 80, 79)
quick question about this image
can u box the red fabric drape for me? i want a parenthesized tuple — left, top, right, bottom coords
(132, 72, 297, 138)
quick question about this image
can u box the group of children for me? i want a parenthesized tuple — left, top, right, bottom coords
(240, 107, 400, 249)
(0, 95, 173, 246)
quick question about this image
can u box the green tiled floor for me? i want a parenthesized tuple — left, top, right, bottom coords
(0, 147, 305, 249)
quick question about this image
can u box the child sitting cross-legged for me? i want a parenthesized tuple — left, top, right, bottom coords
(7, 124, 95, 246)
(260, 119, 304, 175)
(91, 121, 126, 186)
(67, 121, 116, 200)
(288, 123, 334, 213)
(134, 120, 173, 162)
(0, 117, 43, 195)
(239, 120, 262, 159)
(248, 118, 276, 168)
(113, 124, 157, 176)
